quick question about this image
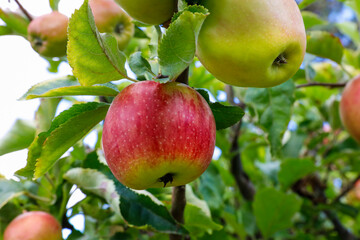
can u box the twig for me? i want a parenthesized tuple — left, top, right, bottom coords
(292, 175, 359, 240)
(13, 0, 33, 21)
(333, 175, 360, 203)
(225, 85, 255, 201)
(296, 82, 346, 89)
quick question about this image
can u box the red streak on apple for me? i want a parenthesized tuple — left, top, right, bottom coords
(340, 75, 360, 143)
(102, 81, 216, 189)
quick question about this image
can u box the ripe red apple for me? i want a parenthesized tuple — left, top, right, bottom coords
(27, 11, 68, 58)
(89, 0, 134, 50)
(340, 75, 360, 143)
(196, 0, 306, 88)
(4, 211, 62, 240)
(102, 81, 216, 190)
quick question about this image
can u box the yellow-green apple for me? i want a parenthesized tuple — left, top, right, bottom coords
(115, 0, 177, 25)
(4, 211, 62, 240)
(102, 81, 216, 190)
(89, 0, 134, 50)
(197, 0, 306, 88)
(27, 11, 68, 58)
(340, 75, 360, 143)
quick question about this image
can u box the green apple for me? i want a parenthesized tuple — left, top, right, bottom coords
(115, 0, 177, 25)
(27, 11, 68, 58)
(4, 211, 62, 240)
(102, 81, 216, 190)
(340, 75, 360, 143)
(90, 0, 134, 50)
(197, 0, 306, 88)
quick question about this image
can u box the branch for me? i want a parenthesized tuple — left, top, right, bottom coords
(292, 175, 359, 240)
(13, 0, 33, 21)
(333, 175, 360, 203)
(225, 85, 255, 201)
(296, 82, 346, 89)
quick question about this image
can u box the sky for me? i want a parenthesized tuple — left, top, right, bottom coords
(0, 0, 84, 178)
(0, 0, 86, 237)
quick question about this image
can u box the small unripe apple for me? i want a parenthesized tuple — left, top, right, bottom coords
(102, 81, 216, 190)
(27, 11, 68, 58)
(115, 0, 177, 25)
(89, 0, 134, 50)
(4, 211, 62, 240)
(340, 75, 360, 143)
(197, 0, 306, 88)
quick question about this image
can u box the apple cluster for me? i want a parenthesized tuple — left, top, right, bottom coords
(27, 0, 134, 57)
(100, 0, 308, 190)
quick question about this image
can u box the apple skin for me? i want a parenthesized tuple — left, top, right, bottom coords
(4, 211, 62, 240)
(27, 11, 68, 58)
(115, 0, 177, 25)
(196, 0, 306, 88)
(340, 75, 360, 143)
(89, 0, 134, 50)
(102, 81, 216, 190)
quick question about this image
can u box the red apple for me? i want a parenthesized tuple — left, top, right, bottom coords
(4, 211, 62, 240)
(340, 75, 360, 143)
(27, 11, 69, 58)
(89, 0, 134, 50)
(102, 81, 216, 190)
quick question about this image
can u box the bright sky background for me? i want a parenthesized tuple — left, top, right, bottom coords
(0, 1, 86, 237)
(0, 0, 84, 178)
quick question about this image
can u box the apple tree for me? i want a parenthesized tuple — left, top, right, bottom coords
(1, 0, 360, 239)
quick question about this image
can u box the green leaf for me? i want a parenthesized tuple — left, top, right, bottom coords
(129, 52, 155, 76)
(49, 0, 60, 11)
(0, 25, 13, 35)
(114, 181, 187, 235)
(253, 188, 302, 238)
(35, 98, 61, 133)
(64, 168, 120, 215)
(0, 179, 24, 209)
(0, 119, 36, 156)
(197, 89, 244, 130)
(16, 102, 109, 179)
(184, 204, 222, 237)
(298, 0, 317, 9)
(0, 9, 29, 36)
(20, 75, 119, 100)
(301, 11, 326, 30)
(211, 103, 244, 130)
(278, 158, 317, 190)
(159, 5, 208, 79)
(245, 80, 295, 156)
(336, 21, 360, 45)
(67, 0, 128, 86)
(306, 31, 344, 64)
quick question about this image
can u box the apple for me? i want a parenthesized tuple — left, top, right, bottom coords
(102, 81, 216, 190)
(89, 0, 134, 50)
(4, 211, 62, 240)
(196, 0, 306, 88)
(115, 0, 177, 25)
(339, 75, 360, 143)
(27, 11, 68, 58)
